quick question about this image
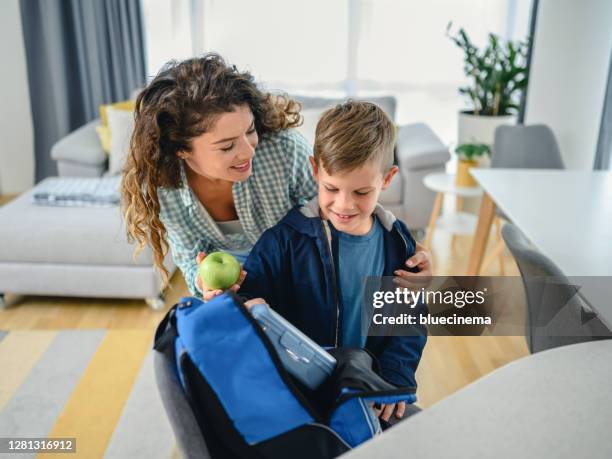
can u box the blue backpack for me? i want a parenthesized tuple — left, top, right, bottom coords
(154, 293, 416, 459)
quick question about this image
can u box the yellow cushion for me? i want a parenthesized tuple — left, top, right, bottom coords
(96, 126, 112, 154)
(97, 100, 136, 154)
(99, 100, 136, 127)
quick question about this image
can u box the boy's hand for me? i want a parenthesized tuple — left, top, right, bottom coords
(374, 402, 406, 421)
(394, 244, 433, 289)
(195, 252, 247, 301)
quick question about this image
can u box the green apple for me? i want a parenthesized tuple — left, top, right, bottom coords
(198, 251, 241, 290)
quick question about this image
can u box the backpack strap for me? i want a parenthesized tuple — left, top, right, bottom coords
(153, 297, 195, 353)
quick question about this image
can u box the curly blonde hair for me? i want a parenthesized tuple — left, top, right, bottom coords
(121, 53, 302, 286)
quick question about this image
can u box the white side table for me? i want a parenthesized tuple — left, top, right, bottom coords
(423, 172, 482, 250)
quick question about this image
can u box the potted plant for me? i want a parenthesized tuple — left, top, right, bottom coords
(447, 23, 529, 146)
(454, 143, 490, 187)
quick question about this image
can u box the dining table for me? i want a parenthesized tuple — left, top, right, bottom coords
(466, 169, 612, 328)
(343, 339, 612, 459)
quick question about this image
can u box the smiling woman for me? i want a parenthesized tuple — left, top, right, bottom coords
(121, 53, 317, 297)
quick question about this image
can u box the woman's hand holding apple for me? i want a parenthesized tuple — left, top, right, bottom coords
(195, 251, 247, 301)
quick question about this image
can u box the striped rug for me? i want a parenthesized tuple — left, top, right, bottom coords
(0, 330, 177, 458)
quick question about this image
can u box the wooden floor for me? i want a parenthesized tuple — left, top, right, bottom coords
(0, 195, 528, 408)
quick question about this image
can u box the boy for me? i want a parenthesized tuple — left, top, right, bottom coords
(239, 101, 427, 423)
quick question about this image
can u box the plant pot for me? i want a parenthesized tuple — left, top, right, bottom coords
(455, 160, 478, 187)
(457, 112, 514, 213)
(458, 111, 516, 146)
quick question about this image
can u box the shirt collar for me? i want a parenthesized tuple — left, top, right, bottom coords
(178, 162, 195, 209)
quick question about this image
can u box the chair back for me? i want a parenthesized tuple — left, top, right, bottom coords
(493, 124, 565, 169)
(492, 124, 565, 220)
(153, 349, 211, 459)
(501, 223, 611, 353)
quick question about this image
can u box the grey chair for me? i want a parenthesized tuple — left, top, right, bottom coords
(153, 349, 211, 459)
(501, 223, 611, 353)
(492, 124, 565, 170)
(481, 124, 565, 273)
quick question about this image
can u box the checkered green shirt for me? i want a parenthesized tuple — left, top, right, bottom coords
(158, 129, 317, 296)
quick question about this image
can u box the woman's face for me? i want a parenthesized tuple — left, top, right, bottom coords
(181, 104, 258, 182)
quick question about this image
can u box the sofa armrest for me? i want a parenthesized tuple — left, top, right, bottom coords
(394, 123, 450, 229)
(396, 123, 450, 172)
(51, 120, 107, 175)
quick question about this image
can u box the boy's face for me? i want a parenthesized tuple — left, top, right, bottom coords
(310, 157, 398, 236)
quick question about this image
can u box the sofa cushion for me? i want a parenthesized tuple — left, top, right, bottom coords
(99, 99, 137, 127)
(396, 123, 450, 170)
(50, 120, 107, 167)
(295, 106, 333, 147)
(292, 94, 398, 152)
(107, 107, 135, 175)
(0, 186, 154, 266)
(97, 100, 137, 154)
(96, 125, 112, 153)
(294, 95, 397, 122)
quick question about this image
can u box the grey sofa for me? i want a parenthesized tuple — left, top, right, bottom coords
(51, 119, 109, 177)
(0, 94, 447, 309)
(0, 191, 174, 308)
(0, 122, 174, 309)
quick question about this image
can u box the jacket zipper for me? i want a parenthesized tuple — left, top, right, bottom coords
(398, 229, 409, 254)
(321, 220, 340, 347)
(321, 220, 410, 347)
(396, 228, 410, 270)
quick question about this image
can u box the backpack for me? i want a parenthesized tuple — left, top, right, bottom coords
(154, 293, 416, 459)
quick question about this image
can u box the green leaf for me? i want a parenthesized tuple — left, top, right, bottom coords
(447, 23, 530, 115)
(455, 143, 491, 160)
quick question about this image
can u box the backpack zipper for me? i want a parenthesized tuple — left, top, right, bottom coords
(309, 422, 352, 449)
(358, 398, 379, 436)
(321, 220, 340, 347)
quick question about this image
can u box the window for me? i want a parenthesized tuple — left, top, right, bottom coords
(142, 0, 193, 79)
(142, 0, 533, 143)
(198, 0, 348, 90)
(353, 0, 532, 141)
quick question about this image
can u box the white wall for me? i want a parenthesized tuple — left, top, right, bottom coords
(525, 0, 612, 170)
(0, 0, 34, 194)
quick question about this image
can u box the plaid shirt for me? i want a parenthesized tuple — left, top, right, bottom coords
(158, 129, 317, 296)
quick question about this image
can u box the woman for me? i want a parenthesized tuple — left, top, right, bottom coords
(121, 53, 432, 300)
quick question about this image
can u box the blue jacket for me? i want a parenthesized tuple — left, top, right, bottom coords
(240, 198, 427, 388)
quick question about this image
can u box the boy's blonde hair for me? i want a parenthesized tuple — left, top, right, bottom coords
(313, 100, 396, 174)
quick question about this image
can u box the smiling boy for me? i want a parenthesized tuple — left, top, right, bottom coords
(239, 101, 427, 423)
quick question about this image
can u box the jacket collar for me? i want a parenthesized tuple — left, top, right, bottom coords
(297, 196, 397, 231)
(291, 195, 411, 277)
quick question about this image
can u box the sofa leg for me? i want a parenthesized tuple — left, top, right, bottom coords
(0, 293, 22, 309)
(146, 294, 166, 310)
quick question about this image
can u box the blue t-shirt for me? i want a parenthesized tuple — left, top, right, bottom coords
(336, 216, 385, 347)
